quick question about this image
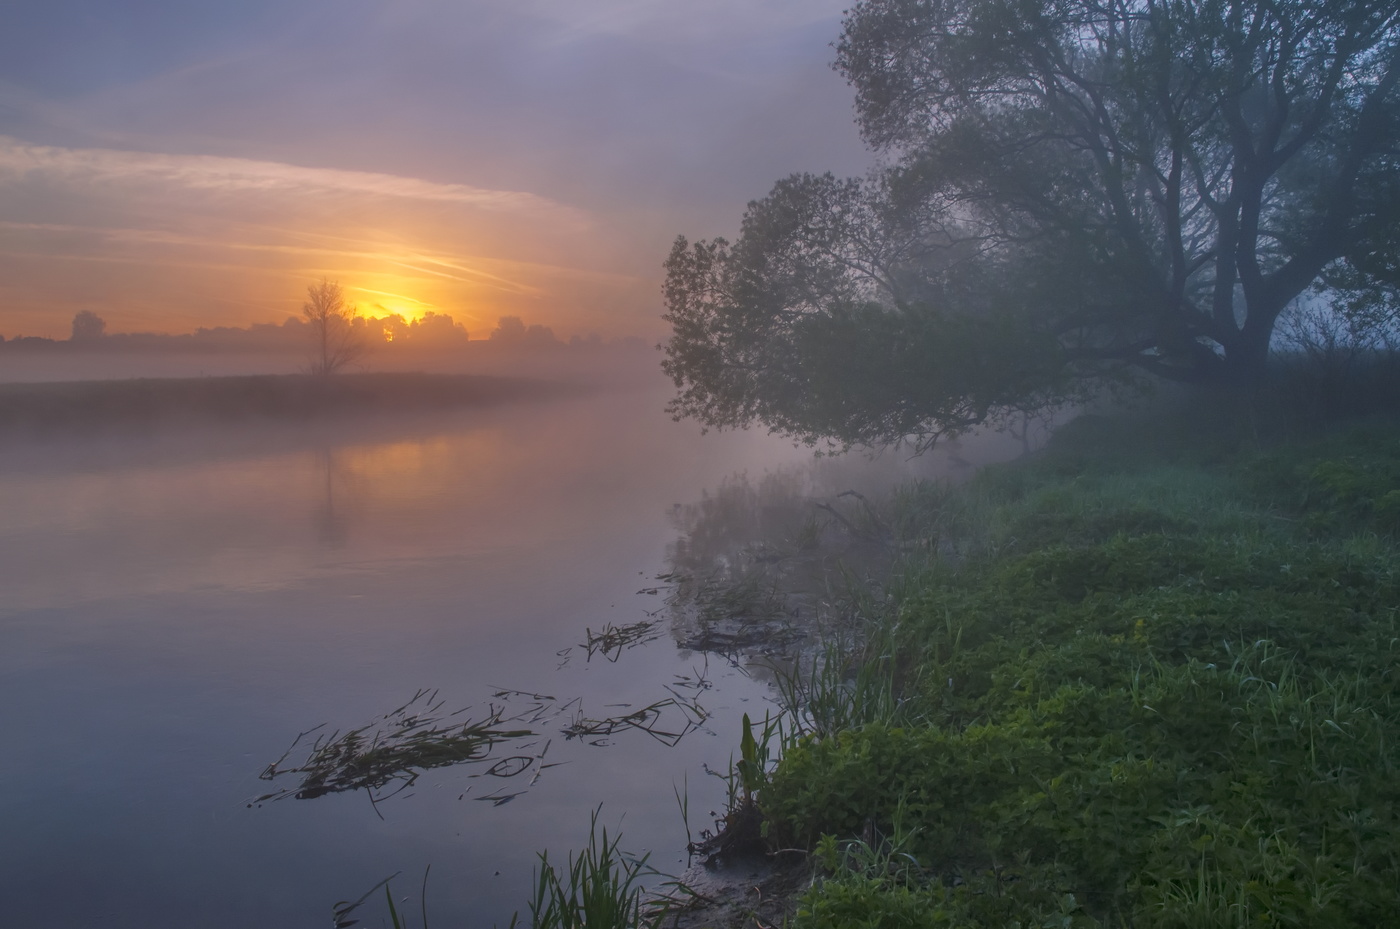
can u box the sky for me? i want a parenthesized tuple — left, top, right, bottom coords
(0, 0, 871, 341)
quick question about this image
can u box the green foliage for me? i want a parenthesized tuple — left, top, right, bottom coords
(331, 813, 682, 929)
(793, 873, 955, 929)
(763, 415, 1400, 927)
(736, 713, 765, 805)
(773, 634, 918, 741)
(1234, 425, 1400, 535)
(527, 809, 675, 929)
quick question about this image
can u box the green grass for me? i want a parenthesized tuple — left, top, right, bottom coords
(750, 408, 1400, 927)
(334, 810, 684, 929)
(525, 808, 679, 929)
(326, 395, 1400, 928)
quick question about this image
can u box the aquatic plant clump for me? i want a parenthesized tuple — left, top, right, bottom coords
(252, 690, 536, 805)
(254, 676, 721, 811)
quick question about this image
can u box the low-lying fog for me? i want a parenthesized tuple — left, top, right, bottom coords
(0, 343, 653, 385)
(0, 360, 1022, 927)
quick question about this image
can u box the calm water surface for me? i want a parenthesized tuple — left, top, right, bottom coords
(0, 378, 988, 927)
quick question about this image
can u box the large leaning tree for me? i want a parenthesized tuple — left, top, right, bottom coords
(662, 0, 1400, 447)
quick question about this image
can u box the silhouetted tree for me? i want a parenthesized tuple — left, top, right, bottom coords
(663, 0, 1400, 447)
(302, 279, 366, 375)
(410, 312, 470, 345)
(489, 315, 559, 346)
(70, 311, 106, 342)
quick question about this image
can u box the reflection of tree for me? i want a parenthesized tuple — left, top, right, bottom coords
(313, 447, 350, 548)
(663, 469, 889, 659)
(669, 470, 811, 582)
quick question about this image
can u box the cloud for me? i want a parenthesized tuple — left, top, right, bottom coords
(0, 2, 870, 340)
(522, 0, 847, 46)
(0, 136, 588, 225)
(0, 219, 640, 298)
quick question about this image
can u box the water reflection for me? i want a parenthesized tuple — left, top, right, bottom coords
(662, 469, 884, 665)
(0, 379, 1024, 928)
(315, 448, 350, 547)
(661, 436, 1023, 669)
(0, 381, 812, 929)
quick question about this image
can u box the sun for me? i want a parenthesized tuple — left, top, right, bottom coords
(376, 304, 428, 323)
(361, 302, 429, 324)
(348, 286, 433, 324)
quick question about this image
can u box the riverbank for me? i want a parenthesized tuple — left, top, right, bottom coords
(0, 372, 571, 436)
(672, 402, 1400, 927)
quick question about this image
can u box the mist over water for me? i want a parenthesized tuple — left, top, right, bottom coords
(0, 371, 1017, 927)
(0, 344, 656, 384)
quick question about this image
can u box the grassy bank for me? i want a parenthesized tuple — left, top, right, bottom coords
(304, 394, 1400, 928)
(746, 407, 1400, 927)
(0, 372, 570, 435)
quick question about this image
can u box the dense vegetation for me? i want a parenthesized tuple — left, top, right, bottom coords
(663, 0, 1400, 448)
(753, 405, 1400, 927)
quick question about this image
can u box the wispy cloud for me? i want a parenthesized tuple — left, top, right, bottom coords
(0, 136, 588, 224)
(387, 258, 540, 296)
(351, 287, 436, 308)
(0, 219, 635, 300)
(1, 1, 866, 340)
(399, 250, 640, 287)
(525, 0, 845, 45)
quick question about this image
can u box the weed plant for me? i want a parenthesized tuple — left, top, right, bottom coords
(526, 809, 678, 929)
(334, 810, 685, 929)
(755, 411, 1400, 927)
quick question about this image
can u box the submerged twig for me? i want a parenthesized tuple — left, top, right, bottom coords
(562, 694, 710, 747)
(582, 619, 663, 662)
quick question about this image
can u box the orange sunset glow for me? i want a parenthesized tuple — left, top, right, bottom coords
(0, 138, 657, 340)
(0, 1, 867, 345)
(6, 2, 1400, 928)
(0, 5, 909, 928)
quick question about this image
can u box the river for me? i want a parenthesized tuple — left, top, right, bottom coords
(0, 372, 1005, 927)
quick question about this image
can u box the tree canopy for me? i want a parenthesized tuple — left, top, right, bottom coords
(70, 310, 107, 342)
(663, 0, 1400, 447)
(302, 279, 366, 375)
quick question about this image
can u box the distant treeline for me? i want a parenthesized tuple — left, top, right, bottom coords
(0, 312, 646, 354)
(0, 372, 574, 436)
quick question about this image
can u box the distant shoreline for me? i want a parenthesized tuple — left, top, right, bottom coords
(0, 372, 576, 436)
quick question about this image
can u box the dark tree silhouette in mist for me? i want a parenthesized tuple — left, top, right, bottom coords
(663, 0, 1400, 449)
(302, 279, 365, 375)
(489, 315, 560, 346)
(70, 311, 106, 342)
